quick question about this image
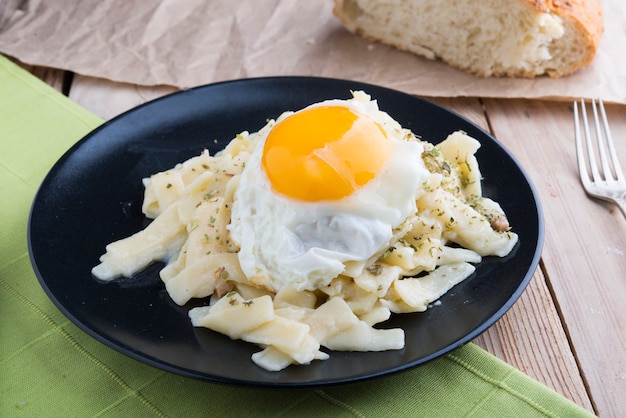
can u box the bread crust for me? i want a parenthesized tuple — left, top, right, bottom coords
(543, 0, 604, 76)
(333, 0, 604, 78)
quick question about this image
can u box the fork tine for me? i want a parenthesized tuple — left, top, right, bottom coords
(574, 100, 590, 187)
(575, 99, 626, 220)
(597, 99, 625, 183)
(579, 99, 602, 183)
(591, 99, 612, 181)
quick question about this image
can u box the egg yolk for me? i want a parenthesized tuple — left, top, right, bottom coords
(262, 105, 391, 201)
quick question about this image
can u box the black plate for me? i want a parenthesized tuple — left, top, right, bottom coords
(28, 77, 543, 388)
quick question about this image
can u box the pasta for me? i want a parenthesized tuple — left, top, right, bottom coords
(92, 105, 518, 372)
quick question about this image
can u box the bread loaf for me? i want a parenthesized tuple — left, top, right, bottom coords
(333, 0, 603, 78)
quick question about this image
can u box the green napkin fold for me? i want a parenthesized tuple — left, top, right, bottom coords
(0, 54, 594, 418)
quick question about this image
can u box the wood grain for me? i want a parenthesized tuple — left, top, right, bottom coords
(426, 97, 490, 132)
(484, 98, 626, 417)
(68, 74, 177, 119)
(475, 269, 594, 411)
(429, 97, 594, 412)
(12, 58, 68, 93)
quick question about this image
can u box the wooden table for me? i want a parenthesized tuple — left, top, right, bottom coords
(20, 62, 626, 417)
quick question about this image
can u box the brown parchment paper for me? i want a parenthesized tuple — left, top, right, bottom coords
(1, 0, 624, 104)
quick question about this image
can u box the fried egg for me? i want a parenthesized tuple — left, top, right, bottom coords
(228, 91, 429, 292)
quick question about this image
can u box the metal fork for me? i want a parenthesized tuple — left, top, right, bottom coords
(574, 98, 626, 219)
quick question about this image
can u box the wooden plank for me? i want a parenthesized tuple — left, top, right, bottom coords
(484, 98, 626, 417)
(68, 74, 177, 119)
(69, 82, 490, 131)
(426, 97, 490, 131)
(428, 97, 593, 412)
(11, 58, 68, 93)
(474, 269, 594, 411)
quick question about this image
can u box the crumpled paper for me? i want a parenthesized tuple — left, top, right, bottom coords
(0, 0, 624, 103)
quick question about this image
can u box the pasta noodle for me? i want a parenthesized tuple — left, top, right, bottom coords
(92, 109, 518, 372)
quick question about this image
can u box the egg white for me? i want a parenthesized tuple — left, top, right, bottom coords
(228, 92, 430, 293)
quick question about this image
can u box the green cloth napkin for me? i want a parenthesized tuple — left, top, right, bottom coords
(0, 54, 594, 418)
